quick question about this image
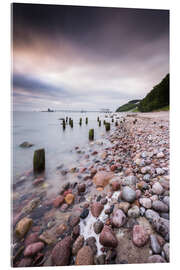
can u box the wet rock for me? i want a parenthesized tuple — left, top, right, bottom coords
(156, 168, 165, 175)
(75, 246, 94, 265)
(19, 141, 34, 148)
(148, 255, 166, 263)
(112, 209, 126, 227)
(53, 195, 64, 208)
(118, 201, 130, 213)
(77, 183, 86, 194)
(39, 231, 56, 245)
(55, 223, 67, 235)
(152, 200, 169, 212)
(143, 174, 151, 182)
(17, 258, 32, 267)
(15, 217, 33, 238)
(128, 205, 140, 218)
(132, 225, 149, 247)
(24, 242, 45, 257)
(163, 243, 169, 261)
(68, 215, 80, 227)
(65, 193, 75, 205)
(72, 235, 84, 255)
(150, 234, 161, 254)
(145, 209, 160, 222)
(80, 208, 89, 219)
(91, 202, 104, 217)
(99, 225, 118, 247)
(105, 249, 117, 264)
(21, 198, 40, 215)
(163, 196, 169, 207)
(139, 198, 152, 209)
(73, 224, 80, 237)
(51, 236, 72, 266)
(136, 189, 142, 199)
(85, 237, 97, 255)
(93, 171, 113, 188)
(33, 177, 45, 185)
(152, 182, 164, 195)
(121, 186, 136, 203)
(25, 232, 39, 247)
(93, 220, 104, 234)
(160, 213, 169, 220)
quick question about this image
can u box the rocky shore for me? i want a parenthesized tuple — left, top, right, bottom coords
(12, 112, 169, 266)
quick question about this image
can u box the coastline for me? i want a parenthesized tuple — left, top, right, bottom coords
(12, 111, 169, 266)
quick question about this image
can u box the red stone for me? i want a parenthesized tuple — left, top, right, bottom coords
(53, 195, 64, 208)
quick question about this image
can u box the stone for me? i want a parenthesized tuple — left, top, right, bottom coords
(156, 168, 165, 175)
(152, 182, 164, 195)
(152, 200, 169, 212)
(121, 186, 136, 203)
(85, 237, 97, 255)
(143, 174, 151, 182)
(163, 243, 169, 261)
(128, 205, 140, 218)
(91, 202, 104, 217)
(60, 203, 68, 212)
(139, 198, 152, 209)
(145, 209, 160, 222)
(95, 254, 106, 264)
(118, 202, 130, 213)
(157, 152, 165, 158)
(152, 217, 169, 239)
(39, 231, 56, 245)
(93, 220, 104, 234)
(15, 217, 33, 238)
(17, 258, 32, 267)
(76, 246, 94, 265)
(100, 198, 108, 205)
(122, 175, 137, 186)
(150, 234, 161, 254)
(93, 171, 113, 188)
(65, 193, 74, 205)
(72, 235, 84, 255)
(24, 242, 45, 257)
(51, 236, 72, 266)
(112, 209, 126, 227)
(99, 225, 118, 247)
(132, 225, 149, 247)
(78, 183, 86, 194)
(136, 189, 142, 199)
(68, 215, 80, 227)
(163, 196, 169, 207)
(33, 148, 45, 174)
(25, 232, 39, 247)
(110, 181, 120, 191)
(148, 255, 166, 263)
(80, 208, 89, 219)
(19, 141, 34, 148)
(33, 177, 45, 185)
(53, 195, 64, 208)
(141, 167, 148, 174)
(140, 207, 146, 216)
(56, 223, 67, 235)
(73, 225, 80, 237)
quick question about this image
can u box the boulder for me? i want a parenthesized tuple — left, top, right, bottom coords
(72, 235, 84, 255)
(121, 186, 136, 203)
(24, 242, 45, 257)
(118, 201, 130, 213)
(152, 200, 169, 212)
(152, 182, 164, 195)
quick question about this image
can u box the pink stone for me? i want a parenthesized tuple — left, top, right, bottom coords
(91, 202, 104, 217)
(53, 195, 64, 208)
(132, 225, 149, 247)
(24, 242, 45, 257)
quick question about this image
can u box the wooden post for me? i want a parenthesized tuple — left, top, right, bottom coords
(105, 123, 110, 131)
(97, 116, 99, 122)
(33, 149, 45, 174)
(85, 117, 88, 124)
(103, 120, 106, 125)
(79, 118, 82, 126)
(99, 120, 101, 127)
(89, 129, 94, 140)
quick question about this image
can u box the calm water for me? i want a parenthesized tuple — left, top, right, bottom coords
(12, 111, 113, 182)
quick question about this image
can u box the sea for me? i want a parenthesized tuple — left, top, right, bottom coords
(12, 111, 116, 184)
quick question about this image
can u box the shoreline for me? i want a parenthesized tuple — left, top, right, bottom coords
(12, 111, 169, 266)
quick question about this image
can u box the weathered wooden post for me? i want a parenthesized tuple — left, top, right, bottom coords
(79, 118, 82, 126)
(99, 120, 101, 127)
(103, 120, 106, 125)
(105, 123, 110, 131)
(33, 148, 45, 174)
(70, 119, 73, 128)
(69, 118, 71, 125)
(97, 116, 100, 122)
(89, 129, 94, 140)
(66, 116, 68, 123)
(112, 118, 114, 122)
(85, 117, 88, 125)
(115, 121, 118, 126)
(62, 119, 66, 130)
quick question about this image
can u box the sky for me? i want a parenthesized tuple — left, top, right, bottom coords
(12, 3, 169, 111)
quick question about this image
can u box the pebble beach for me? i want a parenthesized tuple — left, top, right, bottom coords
(12, 111, 170, 266)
